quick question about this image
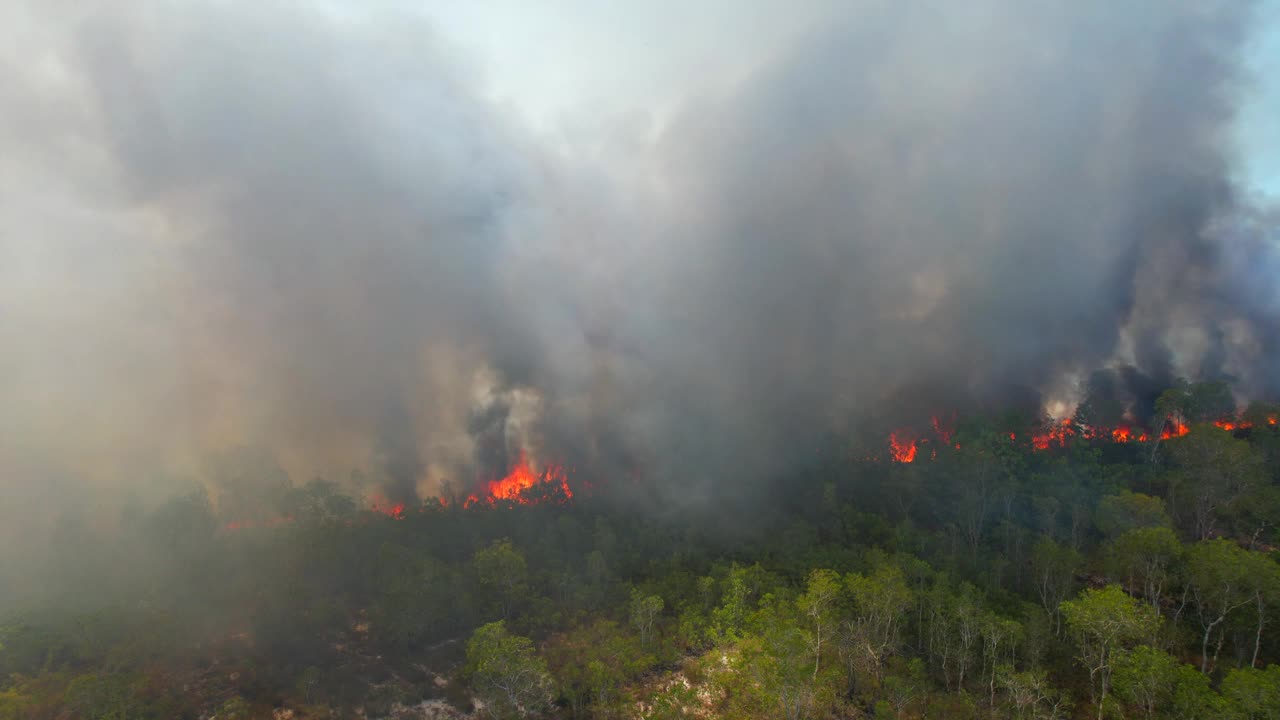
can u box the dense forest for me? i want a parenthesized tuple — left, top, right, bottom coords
(2, 380, 1279, 719)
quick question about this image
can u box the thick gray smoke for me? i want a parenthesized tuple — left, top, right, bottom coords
(1, 1, 1277, 526)
(595, 0, 1279, 506)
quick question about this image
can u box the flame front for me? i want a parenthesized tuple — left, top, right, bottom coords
(886, 409, 1265, 463)
(889, 430, 918, 463)
(464, 452, 572, 507)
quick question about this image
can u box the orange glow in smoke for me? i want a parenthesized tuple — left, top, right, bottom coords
(372, 501, 406, 520)
(889, 430, 918, 463)
(464, 452, 572, 507)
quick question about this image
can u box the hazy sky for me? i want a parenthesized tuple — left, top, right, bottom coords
(423, 1, 1280, 193)
(1239, 5, 1280, 195)
(420, 1, 836, 120)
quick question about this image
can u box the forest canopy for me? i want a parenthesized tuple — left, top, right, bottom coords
(3, 381, 1279, 719)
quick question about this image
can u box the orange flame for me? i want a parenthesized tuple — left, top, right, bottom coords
(1160, 420, 1190, 440)
(882, 408, 1259, 463)
(889, 430, 918, 463)
(464, 452, 572, 507)
(1032, 417, 1073, 450)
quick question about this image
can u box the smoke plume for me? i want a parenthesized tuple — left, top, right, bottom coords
(1, 0, 1277, 529)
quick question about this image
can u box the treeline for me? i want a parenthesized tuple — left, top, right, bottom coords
(2, 383, 1279, 719)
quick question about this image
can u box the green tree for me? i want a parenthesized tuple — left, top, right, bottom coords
(997, 666, 1073, 720)
(797, 569, 841, 681)
(1169, 426, 1264, 540)
(465, 621, 554, 719)
(1111, 645, 1179, 720)
(980, 613, 1022, 708)
(629, 589, 664, 647)
(1245, 555, 1280, 668)
(545, 620, 652, 717)
(879, 658, 927, 719)
(1111, 650, 1224, 720)
(1184, 539, 1258, 672)
(737, 614, 819, 720)
(710, 565, 761, 642)
(922, 582, 984, 693)
(1031, 538, 1081, 635)
(1168, 662, 1225, 720)
(844, 565, 912, 687)
(1061, 585, 1159, 720)
(474, 539, 529, 620)
(1095, 491, 1171, 539)
(1106, 527, 1181, 615)
(1220, 664, 1280, 720)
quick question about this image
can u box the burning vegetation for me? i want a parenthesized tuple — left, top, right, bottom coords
(883, 412, 1274, 463)
(463, 452, 572, 508)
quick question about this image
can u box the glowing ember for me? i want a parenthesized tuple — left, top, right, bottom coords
(464, 452, 572, 507)
(931, 414, 955, 444)
(372, 501, 407, 519)
(889, 430, 918, 463)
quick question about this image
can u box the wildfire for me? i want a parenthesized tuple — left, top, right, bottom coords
(931, 414, 955, 444)
(886, 408, 1267, 463)
(1160, 420, 1190, 440)
(464, 452, 572, 507)
(1213, 415, 1254, 430)
(1110, 426, 1132, 443)
(1033, 417, 1073, 450)
(372, 501, 407, 519)
(889, 431, 918, 463)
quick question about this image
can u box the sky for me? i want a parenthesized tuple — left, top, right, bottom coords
(424, 0, 1279, 195)
(1239, 6, 1280, 196)
(417, 1, 838, 128)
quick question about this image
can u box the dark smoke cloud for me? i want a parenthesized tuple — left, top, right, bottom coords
(1, 0, 1277, 531)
